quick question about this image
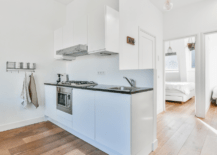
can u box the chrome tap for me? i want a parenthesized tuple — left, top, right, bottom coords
(123, 77, 136, 87)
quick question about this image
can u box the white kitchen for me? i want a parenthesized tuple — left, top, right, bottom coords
(2, 0, 217, 154)
(45, 0, 157, 154)
(0, 0, 162, 155)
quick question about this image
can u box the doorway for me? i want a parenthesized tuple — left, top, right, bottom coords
(163, 36, 196, 112)
(204, 32, 217, 111)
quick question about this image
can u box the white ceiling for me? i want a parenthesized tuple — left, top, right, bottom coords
(54, 0, 74, 5)
(150, 0, 206, 12)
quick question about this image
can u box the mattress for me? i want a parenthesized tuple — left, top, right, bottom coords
(166, 89, 195, 102)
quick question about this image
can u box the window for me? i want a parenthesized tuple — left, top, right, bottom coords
(165, 55, 179, 71)
(191, 50, 195, 69)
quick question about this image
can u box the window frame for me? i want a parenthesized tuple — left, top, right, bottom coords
(189, 50, 195, 71)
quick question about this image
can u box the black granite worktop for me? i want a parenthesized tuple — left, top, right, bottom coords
(44, 83, 153, 95)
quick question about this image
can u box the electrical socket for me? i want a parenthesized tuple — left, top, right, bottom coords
(98, 71, 105, 75)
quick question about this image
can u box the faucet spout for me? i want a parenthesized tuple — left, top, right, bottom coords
(123, 77, 135, 87)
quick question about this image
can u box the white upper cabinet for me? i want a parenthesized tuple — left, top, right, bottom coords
(88, 6, 119, 54)
(62, 21, 74, 49)
(53, 6, 119, 59)
(54, 22, 75, 61)
(73, 15, 88, 46)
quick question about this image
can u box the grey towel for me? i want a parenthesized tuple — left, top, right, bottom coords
(29, 73, 39, 108)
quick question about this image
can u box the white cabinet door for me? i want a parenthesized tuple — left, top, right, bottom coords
(131, 91, 154, 155)
(62, 21, 74, 49)
(73, 89, 95, 140)
(45, 86, 56, 120)
(105, 6, 119, 53)
(95, 92, 131, 155)
(74, 15, 88, 45)
(88, 7, 105, 53)
(54, 28, 63, 59)
(139, 29, 155, 69)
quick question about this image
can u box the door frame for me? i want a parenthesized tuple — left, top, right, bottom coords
(163, 33, 204, 118)
(201, 30, 217, 115)
(138, 27, 158, 150)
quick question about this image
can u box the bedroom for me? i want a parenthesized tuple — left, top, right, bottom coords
(164, 37, 196, 107)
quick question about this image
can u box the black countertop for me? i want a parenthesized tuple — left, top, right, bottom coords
(44, 83, 153, 95)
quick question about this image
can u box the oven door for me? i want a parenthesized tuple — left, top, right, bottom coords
(56, 87, 73, 115)
(57, 92, 68, 107)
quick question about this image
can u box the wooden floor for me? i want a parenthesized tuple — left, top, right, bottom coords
(0, 122, 107, 155)
(151, 97, 217, 155)
(1, 98, 217, 155)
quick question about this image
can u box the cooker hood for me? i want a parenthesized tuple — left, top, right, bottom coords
(56, 44, 118, 57)
(56, 44, 88, 57)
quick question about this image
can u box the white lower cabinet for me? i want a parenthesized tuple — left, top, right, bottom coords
(95, 91, 131, 155)
(73, 89, 95, 140)
(45, 85, 56, 120)
(45, 86, 154, 155)
(45, 85, 73, 129)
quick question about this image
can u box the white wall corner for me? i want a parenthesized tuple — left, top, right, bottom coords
(0, 117, 46, 132)
(152, 139, 158, 151)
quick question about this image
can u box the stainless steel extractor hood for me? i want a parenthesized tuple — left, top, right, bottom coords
(57, 44, 88, 57)
(57, 44, 118, 58)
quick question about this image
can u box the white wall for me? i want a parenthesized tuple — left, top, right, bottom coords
(163, 0, 217, 118)
(0, 0, 66, 127)
(165, 39, 187, 82)
(66, 0, 119, 22)
(164, 0, 217, 40)
(166, 72, 180, 82)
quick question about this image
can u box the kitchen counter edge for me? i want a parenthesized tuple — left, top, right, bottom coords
(44, 83, 153, 95)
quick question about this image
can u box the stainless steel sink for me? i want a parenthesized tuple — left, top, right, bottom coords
(109, 86, 140, 91)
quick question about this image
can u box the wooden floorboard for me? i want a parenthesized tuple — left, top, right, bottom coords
(0, 122, 108, 155)
(151, 98, 217, 155)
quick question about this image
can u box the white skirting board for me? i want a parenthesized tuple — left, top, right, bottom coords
(0, 117, 46, 132)
(152, 139, 158, 151)
(46, 117, 122, 155)
(157, 108, 163, 114)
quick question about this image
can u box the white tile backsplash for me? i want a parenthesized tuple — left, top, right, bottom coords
(66, 55, 153, 88)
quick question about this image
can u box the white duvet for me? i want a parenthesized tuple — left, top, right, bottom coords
(166, 82, 195, 95)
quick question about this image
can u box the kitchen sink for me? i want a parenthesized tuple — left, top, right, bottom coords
(109, 86, 140, 91)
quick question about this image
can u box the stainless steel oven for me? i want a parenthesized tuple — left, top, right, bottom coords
(56, 87, 72, 115)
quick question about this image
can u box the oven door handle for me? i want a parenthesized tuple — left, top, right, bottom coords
(66, 94, 71, 108)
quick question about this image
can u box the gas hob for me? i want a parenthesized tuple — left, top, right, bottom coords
(60, 81, 97, 87)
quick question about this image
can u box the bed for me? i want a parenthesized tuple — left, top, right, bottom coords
(165, 82, 195, 103)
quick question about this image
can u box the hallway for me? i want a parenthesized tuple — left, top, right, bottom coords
(151, 98, 217, 155)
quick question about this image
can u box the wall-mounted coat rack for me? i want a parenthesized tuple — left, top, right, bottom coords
(6, 62, 36, 73)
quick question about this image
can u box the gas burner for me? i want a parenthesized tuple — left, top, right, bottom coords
(60, 81, 97, 87)
(69, 81, 96, 85)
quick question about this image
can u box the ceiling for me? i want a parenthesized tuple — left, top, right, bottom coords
(150, 0, 206, 12)
(54, 0, 74, 5)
